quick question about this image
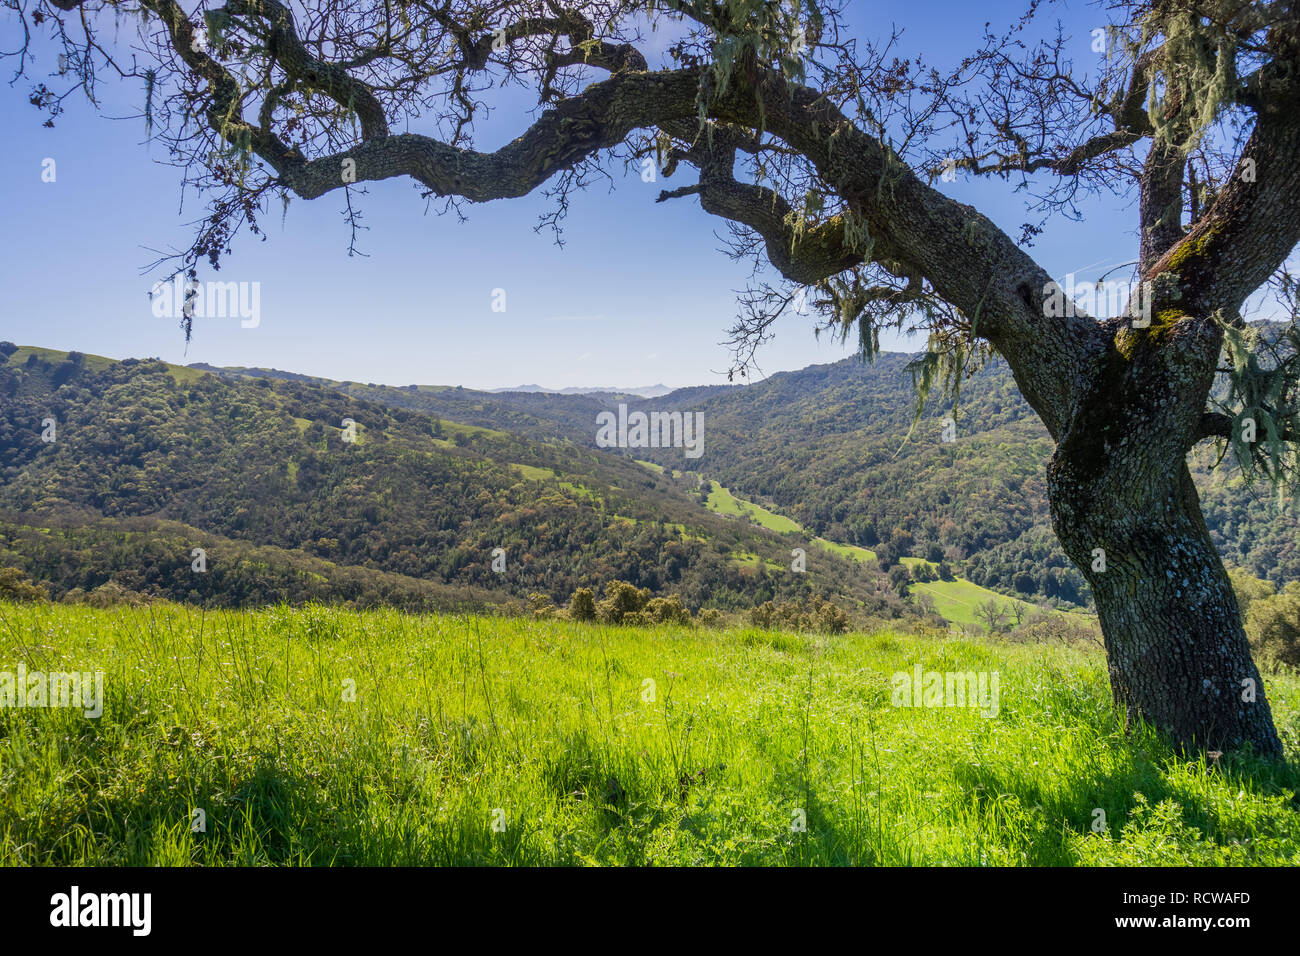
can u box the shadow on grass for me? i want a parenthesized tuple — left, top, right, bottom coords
(950, 730, 1300, 866)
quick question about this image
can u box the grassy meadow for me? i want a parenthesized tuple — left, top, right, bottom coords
(704, 480, 1066, 630)
(1, 600, 1298, 866)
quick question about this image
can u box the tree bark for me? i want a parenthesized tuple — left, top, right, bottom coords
(1048, 411, 1283, 758)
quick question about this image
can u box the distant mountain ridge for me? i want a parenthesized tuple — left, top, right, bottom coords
(487, 383, 675, 398)
(185, 364, 676, 398)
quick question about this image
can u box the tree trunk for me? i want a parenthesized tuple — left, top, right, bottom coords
(1048, 450, 1283, 758)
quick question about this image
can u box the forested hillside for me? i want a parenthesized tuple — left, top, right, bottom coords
(626, 354, 1299, 602)
(4, 341, 1291, 618)
(206, 350, 1299, 609)
(0, 345, 907, 620)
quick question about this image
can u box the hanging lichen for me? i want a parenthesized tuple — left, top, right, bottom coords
(840, 208, 873, 258)
(1214, 314, 1300, 506)
(143, 68, 155, 140)
(203, 8, 233, 54)
(1142, 5, 1246, 156)
(896, 333, 993, 450)
(683, 0, 819, 137)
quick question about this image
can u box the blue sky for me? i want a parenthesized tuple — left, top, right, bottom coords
(0, 0, 1148, 389)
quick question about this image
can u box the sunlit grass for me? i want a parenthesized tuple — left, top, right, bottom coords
(704, 482, 1074, 630)
(0, 601, 1296, 866)
(706, 481, 803, 534)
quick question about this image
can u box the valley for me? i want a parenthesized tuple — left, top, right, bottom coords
(1, 342, 1294, 637)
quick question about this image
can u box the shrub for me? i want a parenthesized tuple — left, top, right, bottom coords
(1246, 582, 1300, 667)
(875, 542, 899, 570)
(0, 566, 47, 602)
(569, 583, 696, 627)
(527, 592, 556, 619)
(814, 598, 850, 635)
(568, 587, 597, 622)
(595, 580, 651, 624)
(749, 596, 849, 634)
(1009, 608, 1102, 646)
(642, 595, 692, 626)
(80, 580, 150, 608)
(1231, 569, 1300, 666)
(697, 608, 724, 628)
(888, 564, 912, 595)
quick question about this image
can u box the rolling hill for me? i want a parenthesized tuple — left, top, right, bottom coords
(4, 340, 1289, 628)
(195, 348, 1300, 609)
(0, 344, 913, 623)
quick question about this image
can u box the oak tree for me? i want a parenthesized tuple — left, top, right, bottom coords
(9, 0, 1300, 755)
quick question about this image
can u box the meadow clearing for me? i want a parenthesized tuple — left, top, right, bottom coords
(1, 601, 1297, 866)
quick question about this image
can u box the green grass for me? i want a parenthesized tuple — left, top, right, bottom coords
(814, 536, 877, 562)
(510, 463, 558, 482)
(728, 550, 784, 571)
(704, 484, 1079, 630)
(161, 364, 210, 385)
(1, 601, 1296, 866)
(909, 577, 1038, 629)
(5, 346, 117, 372)
(556, 480, 596, 497)
(4, 345, 206, 384)
(438, 420, 511, 440)
(705, 481, 803, 534)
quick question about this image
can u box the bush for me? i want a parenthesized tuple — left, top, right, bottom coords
(1008, 608, 1101, 646)
(1246, 582, 1300, 667)
(875, 542, 899, 570)
(642, 595, 692, 626)
(527, 592, 556, 618)
(888, 564, 912, 595)
(596, 580, 651, 624)
(567, 582, 696, 627)
(568, 587, 597, 622)
(1231, 569, 1300, 666)
(0, 566, 47, 602)
(749, 596, 849, 634)
(79, 580, 150, 608)
(815, 598, 850, 634)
